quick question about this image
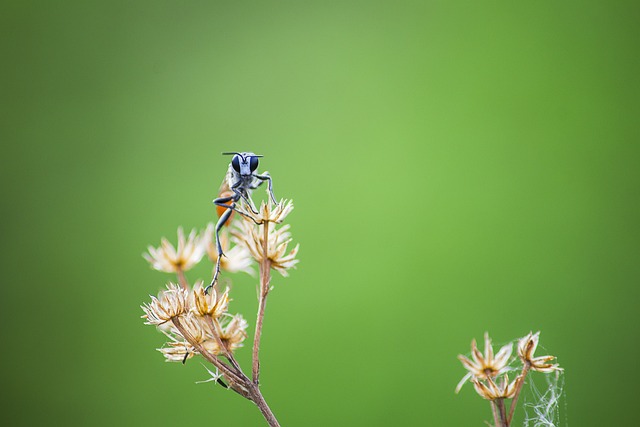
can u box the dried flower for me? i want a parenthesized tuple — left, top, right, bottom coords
(197, 314, 249, 355)
(219, 314, 249, 352)
(456, 332, 513, 393)
(472, 374, 520, 400)
(203, 222, 255, 276)
(141, 283, 189, 326)
(157, 312, 248, 361)
(238, 199, 294, 224)
(159, 341, 196, 362)
(179, 309, 223, 344)
(193, 282, 230, 318)
(518, 331, 562, 372)
(144, 227, 205, 273)
(158, 313, 212, 362)
(235, 219, 299, 277)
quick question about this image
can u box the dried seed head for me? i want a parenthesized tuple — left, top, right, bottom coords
(238, 199, 294, 224)
(196, 314, 248, 356)
(202, 223, 255, 276)
(175, 312, 211, 344)
(157, 313, 212, 362)
(144, 227, 205, 273)
(158, 342, 196, 362)
(193, 282, 230, 318)
(472, 374, 520, 400)
(220, 314, 249, 351)
(157, 312, 248, 359)
(518, 331, 562, 372)
(235, 218, 299, 277)
(141, 283, 190, 326)
(456, 332, 513, 393)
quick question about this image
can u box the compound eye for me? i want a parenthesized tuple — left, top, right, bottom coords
(231, 155, 241, 173)
(249, 156, 259, 172)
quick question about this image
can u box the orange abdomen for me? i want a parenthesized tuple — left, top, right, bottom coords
(216, 190, 235, 226)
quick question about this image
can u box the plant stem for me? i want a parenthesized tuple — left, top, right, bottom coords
(507, 362, 530, 424)
(173, 315, 281, 426)
(171, 317, 243, 387)
(206, 316, 243, 374)
(252, 219, 271, 384)
(490, 401, 500, 427)
(176, 268, 188, 290)
(495, 399, 508, 427)
(248, 383, 281, 427)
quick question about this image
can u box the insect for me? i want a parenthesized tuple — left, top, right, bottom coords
(206, 152, 277, 292)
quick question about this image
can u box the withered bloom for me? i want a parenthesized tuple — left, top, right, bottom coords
(472, 374, 520, 400)
(518, 331, 562, 372)
(456, 332, 513, 393)
(141, 283, 189, 326)
(203, 222, 255, 276)
(144, 227, 205, 273)
(192, 282, 230, 318)
(234, 201, 299, 277)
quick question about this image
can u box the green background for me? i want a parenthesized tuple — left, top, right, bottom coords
(2, 1, 638, 426)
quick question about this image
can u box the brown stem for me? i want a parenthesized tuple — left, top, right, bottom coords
(248, 383, 281, 427)
(507, 362, 530, 424)
(495, 399, 508, 427)
(490, 401, 500, 427)
(206, 316, 243, 374)
(173, 315, 280, 425)
(176, 268, 189, 290)
(253, 219, 271, 384)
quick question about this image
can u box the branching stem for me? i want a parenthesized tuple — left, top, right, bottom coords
(171, 316, 243, 386)
(248, 383, 280, 427)
(205, 316, 243, 374)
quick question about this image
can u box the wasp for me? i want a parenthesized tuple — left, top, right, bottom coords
(206, 152, 277, 292)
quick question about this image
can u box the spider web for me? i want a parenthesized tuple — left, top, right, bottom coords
(522, 370, 566, 427)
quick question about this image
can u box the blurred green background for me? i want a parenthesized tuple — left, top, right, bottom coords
(1, 1, 638, 425)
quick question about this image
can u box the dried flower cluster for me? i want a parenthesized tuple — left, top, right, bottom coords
(234, 202, 299, 277)
(141, 281, 247, 362)
(456, 331, 562, 427)
(141, 183, 298, 427)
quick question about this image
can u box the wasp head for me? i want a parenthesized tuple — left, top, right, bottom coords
(224, 152, 262, 176)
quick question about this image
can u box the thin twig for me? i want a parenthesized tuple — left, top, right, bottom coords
(205, 315, 243, 374)
(252, 219, 271, 384)
(491, 401, 500, 427)
(507, 362, 530, 424)
(248, 383, 281, 427)
(496, 399, 508, 427)
(176, 268, 189, 290)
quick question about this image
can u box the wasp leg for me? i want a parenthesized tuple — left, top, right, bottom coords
(213, 194, 235, 212)
(232, 186, 259, 215)
(253, 173, 278, 205)
(214, 192, 256, 219)
(214, 194, 260, 226)
(206, 198, 236, 294)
